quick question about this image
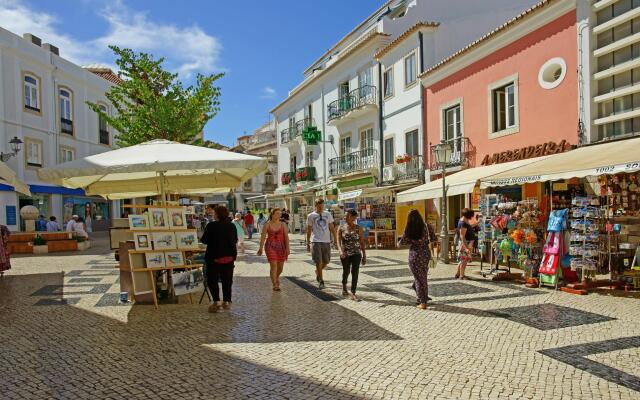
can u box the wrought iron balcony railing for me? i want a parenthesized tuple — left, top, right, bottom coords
(280, 125, 300, 144)
(429, 137, 474, 171)
(327, 85, 377, 122)
(329, 148, 378, 176)
(394, 155, 424, 182)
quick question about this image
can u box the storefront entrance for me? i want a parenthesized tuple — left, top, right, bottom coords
(18, 194, 50, 231)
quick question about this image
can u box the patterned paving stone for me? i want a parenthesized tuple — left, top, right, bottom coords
(67, 277, 103, 283)
(95, 293, 129, 307)
(362, 268, 413, 279)
(34, 298, 80, 306)
(427, 282, 494, 297)
(31, 284, 112, 296)
(286, 276, 339, 301)
(493, 303, 616, 330)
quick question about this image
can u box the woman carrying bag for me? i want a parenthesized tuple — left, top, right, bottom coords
(337, 209, 366, 301)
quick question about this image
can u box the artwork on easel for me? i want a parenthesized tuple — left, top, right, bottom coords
(148, 208, 168, 229)
(128, 214, 149, 230)
(176, 231, 199, 250)
(168, 208, 187, 229)
(164, 251, 184, 267)
(152, 232, 176, 250)
(172, 269, 204, 296)
(133, 232, 152, 250)
(145, 252, 165, 268)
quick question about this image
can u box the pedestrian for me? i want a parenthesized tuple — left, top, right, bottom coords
(232, 213, 247, 253)
(244, 210, 255, 240)
(36, 215, 47, 231)
(398, 210, 433, 310)
(66, 215, 78, 232)
(46, 216, 60, 232)
(73, 217, 89, 239)
(337, 209, 366, 300)
(256, 212, 267, 233)
(456, 208, 477, 280)
(201, 205, 238, 313)
(257, 208, 289, 291)
(306, 198, 336, 289)
(281, 208, 290, 224)
(0, 224, 10, 276)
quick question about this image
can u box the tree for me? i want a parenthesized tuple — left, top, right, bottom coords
(87, 45, 223, 147)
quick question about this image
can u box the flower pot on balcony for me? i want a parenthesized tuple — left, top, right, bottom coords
(32, 244, 48, 254)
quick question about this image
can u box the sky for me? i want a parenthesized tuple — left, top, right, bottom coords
(0, 0, 383, 147)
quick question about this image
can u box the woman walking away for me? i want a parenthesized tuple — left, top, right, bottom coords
(232, 213, 247, 254)
(337, 209, 366, 300)
(201, 206, 238, 313)
(257, 208, 289, 291)
(456, 208, 477, 280)
(398, 210, 433, 310)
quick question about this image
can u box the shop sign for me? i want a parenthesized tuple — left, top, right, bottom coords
(480, 140, 571, 166)
(338, 189, 362, 201)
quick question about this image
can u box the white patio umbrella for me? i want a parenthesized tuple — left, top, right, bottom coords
(37, 139, 267, 200)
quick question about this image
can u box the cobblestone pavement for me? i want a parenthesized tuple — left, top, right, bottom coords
(1, 233, 639, 399)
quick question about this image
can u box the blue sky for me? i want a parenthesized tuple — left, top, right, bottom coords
(0, 0, 382, 146)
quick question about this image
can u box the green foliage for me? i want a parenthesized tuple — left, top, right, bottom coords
(33, 235, 47, 245)
(87, 45, 224, 147)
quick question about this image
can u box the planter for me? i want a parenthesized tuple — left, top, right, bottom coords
(32, 244, 48, 254)
(9, 242, 33, 254)
(77, 241, 91, 251)
(47, 240, 78, 252)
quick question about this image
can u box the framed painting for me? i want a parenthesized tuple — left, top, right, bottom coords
(148, 208, 168, 229)
(164, 251, 184, 267)
(176, 231, 199, 250)
(168, 207, 187, 230)
(152, 232, 176, 250)
(128, 214, 149, 230)
(145, 252, 165, 268)
(133, 232, 152, 251)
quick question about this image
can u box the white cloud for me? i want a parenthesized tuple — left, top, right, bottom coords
(261, 86, 276, 99)
(0, 0, 223, 78)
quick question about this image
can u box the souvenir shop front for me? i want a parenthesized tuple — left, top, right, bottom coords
(480, 137, 640, 292)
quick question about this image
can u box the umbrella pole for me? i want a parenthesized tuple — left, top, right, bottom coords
(159, 171, 166, 205)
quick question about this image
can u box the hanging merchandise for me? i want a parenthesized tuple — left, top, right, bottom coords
(539, 207, 569, 288)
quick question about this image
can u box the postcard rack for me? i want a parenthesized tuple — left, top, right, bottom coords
(126, 205, 203, 309)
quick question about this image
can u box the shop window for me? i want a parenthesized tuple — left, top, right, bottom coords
(404, 51, 417, 87)
(384, 137, 394, 165)
(405, 130, 419, 156)
(59, 147, 75, 164)
(59, 88, 73, 135)
(383, 67, 394, 98)
(23, 74, 40, 112)
(489, 76, 519, 136)
(25, 139, 43, 168)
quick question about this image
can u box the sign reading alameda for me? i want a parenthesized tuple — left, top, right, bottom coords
(480, 140, 572, 166)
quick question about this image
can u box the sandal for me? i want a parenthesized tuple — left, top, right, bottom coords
(416, 303, 427, 310)
(273, 286, 281, 291)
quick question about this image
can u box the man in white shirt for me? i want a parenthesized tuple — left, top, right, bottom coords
(306, 198, 336, 289)
(46, 216, 61, 232)
(66, 215, 78, 232)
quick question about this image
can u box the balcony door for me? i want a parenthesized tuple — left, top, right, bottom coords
(338, 81, 350, 112)
(358, 67, 372, 100)
(360, 127, 375, 169)
(443, 104, 462, 165)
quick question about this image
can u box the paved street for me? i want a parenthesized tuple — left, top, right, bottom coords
(1, 234, 639, 400)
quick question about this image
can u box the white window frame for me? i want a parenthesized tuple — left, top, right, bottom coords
(359, 126, 374, 151)
(340, 134, 352, 156)
(384, 136, 395, 165)
(25, 138, 43, 168)
(59, 87, 74, 135)
(439, 98, 464, 141)
(488, 74, 519, 138)
(404, 51, 417, 88)
(383, 66, 394, 98)
(305, 149, 314, 167)
(23, 73, 41, 112)
(59, 146, 75, 164)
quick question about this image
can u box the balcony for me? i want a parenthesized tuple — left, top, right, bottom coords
(327, 85, 377, 125)
(429, 137, 474, 171)
(262, 182, 277, 192)
(280, 125, 300, 148)
(329, 148, 378, 177)
(382, 155, 424, 184)
(295, 166, 316, 182)
(61, 118, 73, 135)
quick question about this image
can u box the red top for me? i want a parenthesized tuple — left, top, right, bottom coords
(244, 213, 254, 225)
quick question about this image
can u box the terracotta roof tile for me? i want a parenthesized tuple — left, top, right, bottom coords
(375, 21, 440, 59)
(84, 67, 124, 85)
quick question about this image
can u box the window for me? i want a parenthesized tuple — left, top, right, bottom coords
(59, 147, 75, 164)
(339, 81, 350, 99)
(243, 178, 253, 191)
(305, 150, 314, 167)
(290, 156, 297, 171)
(98, 104, 110, 145)
(25, 139, 43, 167)
(304, 103, 313, 123)
(358, 67, 372, 98)
(383, 67, 394, 98)
(405, 130, 419, 156)
(264, 172, 274, 185)
(384, 137, 394, 165)
(490, 77, 518, 135)
(340, 135, 351, 156)
(444, 104, 462, 142)
(359, 127, 374, 150)
(59, 88, 73, 135)
(24, 74, 40, 112)
(404, 52, 417, 87)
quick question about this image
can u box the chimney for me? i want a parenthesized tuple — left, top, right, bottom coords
(22, 33, 42, 47)
(43, 43, 59, 56)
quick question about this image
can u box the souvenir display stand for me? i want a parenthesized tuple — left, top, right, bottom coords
(568, 196, 601, 283)
(126, 205, 203, 309)
(339, 201, 397, 249)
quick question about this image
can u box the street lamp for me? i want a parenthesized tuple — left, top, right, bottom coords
(434, 140, 453, 263)
(0, 137, 23, 162)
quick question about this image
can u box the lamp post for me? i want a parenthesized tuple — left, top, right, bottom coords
(434, 141, 453, 263)
(0, 137, 23, 162)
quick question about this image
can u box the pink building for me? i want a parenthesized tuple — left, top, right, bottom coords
(421, 0, 578, 221)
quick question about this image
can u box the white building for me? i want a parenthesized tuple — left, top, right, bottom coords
(271, 0, 543, 210)
(0, 28, 119, 231)
(230, 121, 278, 211)
(579, 0, 640, 143)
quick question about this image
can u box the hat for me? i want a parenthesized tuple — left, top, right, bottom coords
(72, 215, 79, 219)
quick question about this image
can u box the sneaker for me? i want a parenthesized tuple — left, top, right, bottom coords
(319, 280, 325, 289)
(208, 303, 219, 313)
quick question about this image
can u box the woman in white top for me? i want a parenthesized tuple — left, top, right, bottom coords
(73, 217, 89, 239)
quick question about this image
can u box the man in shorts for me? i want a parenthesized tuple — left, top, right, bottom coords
(306, 199, 336, 289)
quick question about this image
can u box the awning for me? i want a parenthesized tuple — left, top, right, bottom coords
(481, 137, 640, 188)
(29, 185, 86, 196)
(397, 156, 553, 202)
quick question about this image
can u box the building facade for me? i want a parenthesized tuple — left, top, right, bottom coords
(420, 0, 579, 226)
(271, 0, 544, 208)
(0, 28, 119, 231)
(230, 121, 278, 210)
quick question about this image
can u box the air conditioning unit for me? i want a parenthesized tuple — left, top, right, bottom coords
(383, 166, 395, 182)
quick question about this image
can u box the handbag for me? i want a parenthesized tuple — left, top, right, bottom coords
(547, 208, 568, 232)
(543, 232, 560, 254)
